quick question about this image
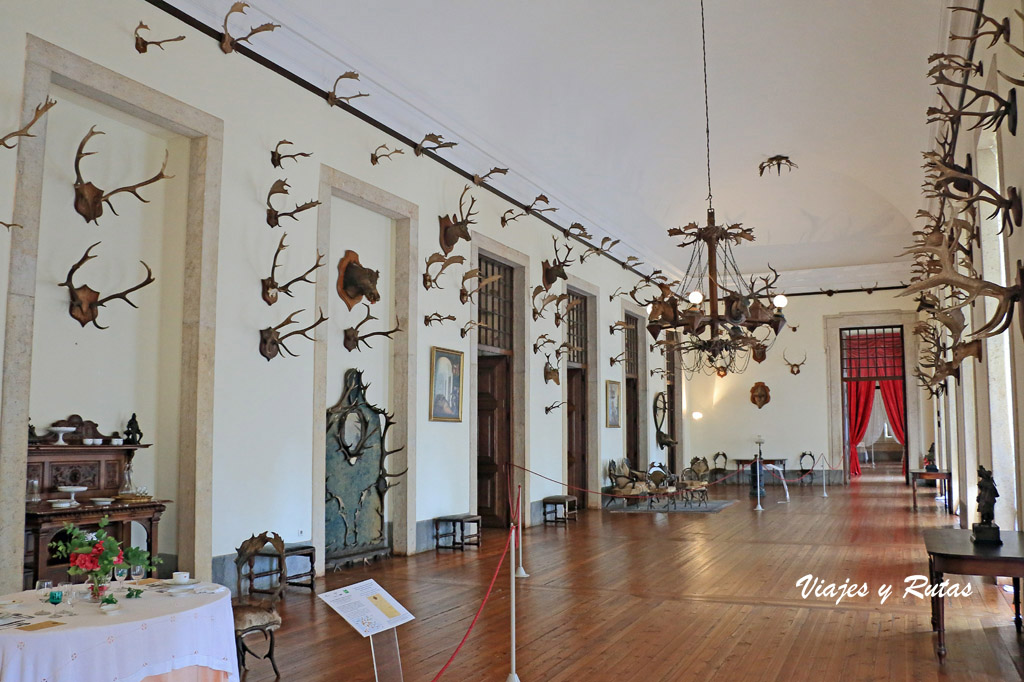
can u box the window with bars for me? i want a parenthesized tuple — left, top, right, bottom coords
(477, 255, 514, 352)
(624, 314, 639, 378)
(565, 292, 588, 367)
(840, 326, 905, 381)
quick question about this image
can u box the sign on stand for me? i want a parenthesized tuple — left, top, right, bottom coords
(319, 579, 414, 682)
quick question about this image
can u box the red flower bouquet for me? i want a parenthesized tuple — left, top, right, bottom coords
(50, 517, 154, 601)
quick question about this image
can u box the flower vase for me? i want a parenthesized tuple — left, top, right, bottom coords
(88, 576, 110, 602)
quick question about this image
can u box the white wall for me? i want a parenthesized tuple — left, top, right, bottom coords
(0, 0, 669, 564)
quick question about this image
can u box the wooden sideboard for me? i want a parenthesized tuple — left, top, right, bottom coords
(24, 422, 170, 588)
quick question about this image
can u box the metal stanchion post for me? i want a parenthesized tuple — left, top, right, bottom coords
(754, 461, 764, 512)
(507, 517, 521, 682)
(821, 454, 828, 498)
(515, 486, 529, 579)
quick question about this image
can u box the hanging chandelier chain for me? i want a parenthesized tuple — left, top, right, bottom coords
(700, 0, 712, 209)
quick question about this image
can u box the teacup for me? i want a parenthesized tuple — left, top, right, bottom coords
(82, 438, 94, 445)
(110, 438, 124, 445)
(172, 571, 190, 584)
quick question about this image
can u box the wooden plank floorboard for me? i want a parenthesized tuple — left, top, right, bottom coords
(242, 465, 1024, 681)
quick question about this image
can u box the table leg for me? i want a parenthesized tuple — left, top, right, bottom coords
(912, 478, 918, 511)
(929, 556, 937, 631)
(1014, 577, 1021, 634)
(945, 478, 952, 514)
(936, 570, 946, 658)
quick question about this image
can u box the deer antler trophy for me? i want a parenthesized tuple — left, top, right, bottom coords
(541, 235, 574, 290)
(343, 304, 401, 352)
(270, 140, 312, 168)
(73, 127, 172, 224)
(422, 253, 465, 290)
(259, 309, 328, 361)
(336, 250, 381, 311)
(266, 179, 321, 228)
(459, 269, 500, 305)
(134, 22, 185, 53)
(0, 98, 56, 150)
(261, 233, 325, 305)
(438, 185, 477, 255)
(59, 242, 155, 329)
(220, 2, 279, 54)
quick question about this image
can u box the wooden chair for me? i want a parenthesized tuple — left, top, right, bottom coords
(646, 462, 677, 509)
(678, 467, 708, 507)
(708, 452, 728, 483)
(799, 452, 816, 485)
(689, 456, 710, 482)
(234, 532, 286, 677)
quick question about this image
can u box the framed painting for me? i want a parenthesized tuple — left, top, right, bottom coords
(429, 346, 464, 422)
(606, 380, 621, 428)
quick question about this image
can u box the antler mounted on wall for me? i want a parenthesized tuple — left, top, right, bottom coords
(424, 312, 456, 327)
(473, 167, 508, 185)
(949, 6, 1010, 49)
(266, 179, 321, 228)
(609, 352, 626, 367)
(260, 233, 325, 305)
(500, 194, 557, 227)
(758, 155, 798, 176)
(343, 304, 401, 352)
(650, 368, 667, 378)
(922, 151, 1021, 235)
(271, 140, 312, 168)
(439, 185, 477, 255)
(580, 237, 620, 264)
(533, 333, 556, 355)
(541, 236, 573, 290)
(554, 342, 579, 360)
(622, 255, 644, 270)
(460, 320, 490, 338)
(459, 269, 500, 305)
(134, 22, 184, 53)
(609, 320, 628, 335)
(415, 133, 457, 156)
(782, 350, 807, 375)
(220, 2, 279, 54)
(370, 144, 403, 166)
(422, 253, 465, 290)
(326, 72, 369, 107)
(259, 308, 327, 361)
(566, 222, 592, 240)
(0, 97, 55, 150)
(531, 285, 558, 320)
(59, 242, 155, 329)
(73, 127, 172, 224)
(927, 72, 1017, 135)
(553, 294, 581, 327)
(543, 354, 560, 385)
(544, 401, 567, 415)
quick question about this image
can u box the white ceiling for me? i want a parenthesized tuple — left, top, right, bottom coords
(172, 0, 945, 288)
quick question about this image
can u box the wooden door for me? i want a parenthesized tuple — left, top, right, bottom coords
(567, 367, 587, 507)
(478, 355, 511, 527)
(625, 377, 639, 469)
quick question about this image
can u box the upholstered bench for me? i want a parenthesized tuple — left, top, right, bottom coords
(543, 495, 578, 524)
(250, 542, 316, 595)
(434, 513, 482, 550)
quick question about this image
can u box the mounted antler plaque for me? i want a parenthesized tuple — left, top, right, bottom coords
(59, 242, 155, 328)
(259, 308, 327, 361)
(261, 233, 325, 305)
(542, 235, 573, 290)
(343, 304, 401, 352)
(220, 2, 279, 54)
(266, 179, 321, 228)
(336, 250, 381, 311)
(73, 127, 172, 224)
(439, 186, 477, 255)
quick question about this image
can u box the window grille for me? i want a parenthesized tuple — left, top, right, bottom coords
(840, 326, 904, 381)
(625, 314, 639, 378)
(566, 292, 588, 367)
(478, 256, 514, 351)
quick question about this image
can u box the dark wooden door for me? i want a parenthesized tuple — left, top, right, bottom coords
(567, 367, 587, 508)
(478, 355, 511, 528)
(625, 377, 639, 469)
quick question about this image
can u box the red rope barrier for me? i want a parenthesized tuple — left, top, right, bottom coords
(430, 496, 520, 682)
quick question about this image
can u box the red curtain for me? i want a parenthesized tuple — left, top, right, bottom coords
(879, 379, 907, 475)
(847, 381, 874, 477)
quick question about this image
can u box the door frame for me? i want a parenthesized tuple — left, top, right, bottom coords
(312, 165, 418, 571)
(824, 310, 921, 484)
(468, 233, 530, 524)
(566, 276, 601, 508)
(620, 300, 651, 470)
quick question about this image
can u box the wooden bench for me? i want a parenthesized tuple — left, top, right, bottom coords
(433, 514, 482, 550)
(249, 542, 316, 595)
(543, 495, 578, 524)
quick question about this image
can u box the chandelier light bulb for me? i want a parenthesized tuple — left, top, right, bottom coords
(688, 290, 705, 305)
(692, 411, 704, 420)
(772, 293, 788, 309)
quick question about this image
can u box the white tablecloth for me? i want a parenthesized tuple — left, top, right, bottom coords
(0, 585, 239, 682)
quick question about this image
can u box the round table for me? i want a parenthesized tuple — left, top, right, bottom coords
(0, 583, 239, 682)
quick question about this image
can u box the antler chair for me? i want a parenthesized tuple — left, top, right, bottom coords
(689, 456, 710, 482)
(708, 452, 728, 483)
(606, 458, 649, 507)
(233, 531, 286, 676)
(645, 462, 678, 509)
(799, 452, 816, 485)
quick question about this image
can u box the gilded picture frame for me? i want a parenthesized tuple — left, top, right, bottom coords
(429, 346, 464, 422)
(606, 379, 621, 428)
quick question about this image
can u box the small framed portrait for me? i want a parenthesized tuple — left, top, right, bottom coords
(429, 347, 464, 422)
(606, 380, 621, 428)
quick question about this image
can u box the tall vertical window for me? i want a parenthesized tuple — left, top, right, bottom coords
(477, 256, 514, 352)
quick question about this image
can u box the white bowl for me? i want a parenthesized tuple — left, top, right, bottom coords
(49, 500, 74, 508)
(57, 486, 88, 493)
(91, 498, 114, 506)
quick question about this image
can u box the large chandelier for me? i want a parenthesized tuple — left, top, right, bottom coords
(641, 0, 787, 376)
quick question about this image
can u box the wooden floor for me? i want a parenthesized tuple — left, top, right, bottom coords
(245, 465, 1023, 681)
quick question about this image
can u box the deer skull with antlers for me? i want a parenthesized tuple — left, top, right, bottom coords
(531, 285, 558, 321)
(259, 308, 327, 361)
(580, 237, 620, 264)
(543, 354, 560, 385)
(266, 179, 321, 228)
(553, 294, 581, 327)
(459, 269, 500, 305)
(439, 185, 477, 255)
(261, 233, 325, 305)
(542, 235, 573, 290)
(59, 242, 155, 329)
(73, 127, 173, 224)
(220, 2, 279, 54)
(424, 312, 456, 327)
(782, 350, 807, 375)
(134, 22, 185, 53)
(370, 144, 403, 166)
(326, 72, 368, 106)
(270, 140, 312, 168)
(422, 253, 465, 290)
(415, 133, 457, 156)
(343, 304, 401, 352)
(473, 167, 508, 185)
(533, 333, 556, 355)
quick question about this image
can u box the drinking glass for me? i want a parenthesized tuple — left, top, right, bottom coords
(34, 580, 52, 616)
(47, 588, 62, 617)
(131, 564, 145, 585)
(114, 566, 129, 592)
(58, 582, 75, 617)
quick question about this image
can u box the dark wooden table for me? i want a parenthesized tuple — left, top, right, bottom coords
(910, 469, 952, 513)
(923, 528, 1024, 658)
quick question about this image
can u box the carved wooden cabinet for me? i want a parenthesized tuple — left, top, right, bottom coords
(23, 436, 168, 589)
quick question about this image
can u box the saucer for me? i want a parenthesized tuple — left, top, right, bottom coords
(91, 498, 115, 506)
(159, 579, 200, 586)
